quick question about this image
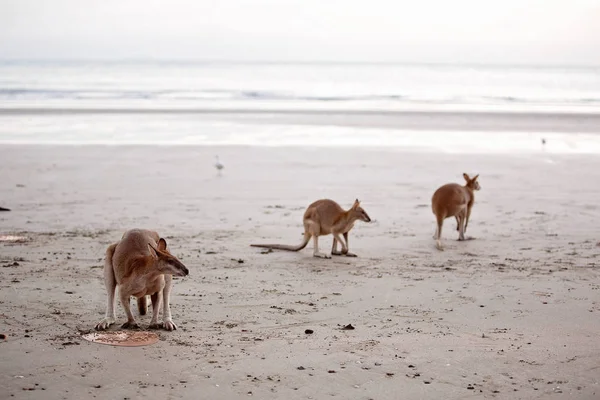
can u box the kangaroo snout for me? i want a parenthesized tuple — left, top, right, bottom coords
(176, 264, 189, 277)
(180, 266, 189, 277)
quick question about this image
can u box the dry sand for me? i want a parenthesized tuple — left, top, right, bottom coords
(0, 145, 599, 399)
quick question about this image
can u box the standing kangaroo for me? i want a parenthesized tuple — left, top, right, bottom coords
(431, 173, 481, 251)
(251, 199, 371, 258)
(95, 229, 189, 331)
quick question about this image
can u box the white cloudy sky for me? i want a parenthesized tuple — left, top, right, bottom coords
(1, 0, 599, 65)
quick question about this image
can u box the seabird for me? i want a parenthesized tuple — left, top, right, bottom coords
(215, 156, 224, 173)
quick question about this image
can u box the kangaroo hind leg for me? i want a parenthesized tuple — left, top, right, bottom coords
(312, 235, 331, 259)
(331, 237, 342, 256)
(339, 232, 357, 257)
(457, 209, 467, 241)
(307, 221, 330, 259)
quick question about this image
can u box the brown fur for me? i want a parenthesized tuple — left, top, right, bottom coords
(431, 173, 481, 251)
(251, 199, 371, 258)
(95, 229, 189, 331)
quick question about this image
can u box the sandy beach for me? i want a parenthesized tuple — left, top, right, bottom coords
(0, 144, 599, 399)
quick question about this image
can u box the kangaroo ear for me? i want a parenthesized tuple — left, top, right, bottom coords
(352, 199, 360, 209)
(147, 243, 159, 259)
(157, 238, 167, 251)
(463, 173, 470, 181)
(473, 174, 479, 181)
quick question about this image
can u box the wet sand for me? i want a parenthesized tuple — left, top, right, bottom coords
(2, 107, 600, 133)
(1, 145, 599, 399)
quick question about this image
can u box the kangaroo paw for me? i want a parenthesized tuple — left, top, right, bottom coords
(163, 320, 178, 331)
(436, 241, 444, 251)
(341, 248, 357, 257)
(331, 251, 343, 256)
(314, 252, 331, 259)
(121, 321, 140, 330)
(95, 317, 115, 331)
(148, 323, 164, 330)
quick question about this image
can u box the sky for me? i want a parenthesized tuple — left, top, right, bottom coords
(1, 0, 599, 65)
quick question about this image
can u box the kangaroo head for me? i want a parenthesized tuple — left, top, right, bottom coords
(463, 173, 481, 191)
(147, 238, 189, 277)
(349, 199, 371, 222)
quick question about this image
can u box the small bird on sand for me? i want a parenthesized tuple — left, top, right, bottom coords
(215, 156, 224, 174)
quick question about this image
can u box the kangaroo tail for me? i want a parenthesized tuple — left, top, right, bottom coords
(103, 242, 118, 299)
(104, 243, 117, 272)
(137, 296, 148, 316)
(251, 232, 311, 252)
(0, 207, 10, 212)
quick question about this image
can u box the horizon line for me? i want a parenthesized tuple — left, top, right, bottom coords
(0, 59, 599, 69)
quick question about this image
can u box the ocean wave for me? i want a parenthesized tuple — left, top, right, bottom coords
(0, 88, 599, 106)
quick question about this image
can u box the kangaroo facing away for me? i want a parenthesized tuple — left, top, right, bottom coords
(431, 173, 481, 251)
(95, 229, 189, 331)
(251, 199, 371, 258)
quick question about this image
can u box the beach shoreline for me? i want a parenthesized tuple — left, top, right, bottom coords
(2, 107, 600, 134)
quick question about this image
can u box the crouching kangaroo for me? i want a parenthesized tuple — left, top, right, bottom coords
(251, 199, 371, 258)
(95, 229, 189, 331)
(431, 173, 481, 251)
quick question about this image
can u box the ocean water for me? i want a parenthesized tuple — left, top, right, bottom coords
(2, 61, 600, 110)
(1, 61, 599, 152)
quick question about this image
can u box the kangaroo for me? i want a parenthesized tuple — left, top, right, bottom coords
(431, 173, 481, 251)
(95, 229, 189, 331)
(251, 199, 371, 258)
